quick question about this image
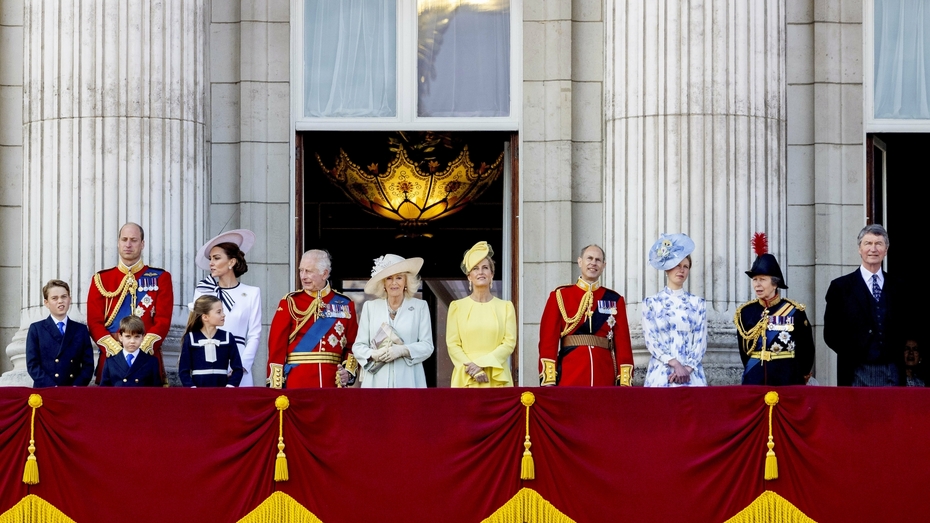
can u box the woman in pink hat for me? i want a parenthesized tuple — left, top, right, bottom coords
(193, 230, 262, 386)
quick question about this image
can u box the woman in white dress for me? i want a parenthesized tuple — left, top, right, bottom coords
(642, 233, 707, 387)
(192, 230, 262, 386)
(351, 254, 434, 388)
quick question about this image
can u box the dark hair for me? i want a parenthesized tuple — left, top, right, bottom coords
(118, 316, 146, 336)
(42, 279, 70, 300)
(212, 242, 249, 277)
(184, 295, 222, 339)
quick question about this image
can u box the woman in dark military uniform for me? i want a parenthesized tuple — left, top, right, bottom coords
(734, 234, 814, 385)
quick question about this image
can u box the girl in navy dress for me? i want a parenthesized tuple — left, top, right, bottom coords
(179, 295, 244, 387)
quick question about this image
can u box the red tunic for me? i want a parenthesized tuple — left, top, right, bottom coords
(86, 262, 174, 384)
(267, 287, 358, 389)
(538, 279, 633, 386)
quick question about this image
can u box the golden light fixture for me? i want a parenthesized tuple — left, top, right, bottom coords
(317, 142, 504, 232)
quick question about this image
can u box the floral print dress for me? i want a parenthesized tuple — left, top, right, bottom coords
(642, 287, 707, 387)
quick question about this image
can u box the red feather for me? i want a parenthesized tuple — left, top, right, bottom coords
(752, 232, 768, 256)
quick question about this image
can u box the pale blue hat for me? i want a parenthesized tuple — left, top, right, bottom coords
(648, 233, 695, 270)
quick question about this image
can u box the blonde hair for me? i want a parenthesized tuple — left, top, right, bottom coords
(373, 272, 421, 299)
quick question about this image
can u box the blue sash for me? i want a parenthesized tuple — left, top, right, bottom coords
(283, 294, 350, 378)
(106, 268, 165, 332)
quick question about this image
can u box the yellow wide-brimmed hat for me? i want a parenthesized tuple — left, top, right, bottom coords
(364, 254, 424, 295)
(460, 241, 494, 274)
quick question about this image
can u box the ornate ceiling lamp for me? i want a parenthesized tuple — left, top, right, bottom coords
(316, 135, 504, 235)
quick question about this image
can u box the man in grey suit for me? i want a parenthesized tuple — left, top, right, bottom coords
(824, 224, 900, 386)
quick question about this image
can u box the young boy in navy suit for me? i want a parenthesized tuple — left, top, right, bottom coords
(100, 316, 163, 387)
(25, 279, 95, 388)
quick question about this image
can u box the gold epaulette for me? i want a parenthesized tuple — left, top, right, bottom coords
(781, 298, 805, 312)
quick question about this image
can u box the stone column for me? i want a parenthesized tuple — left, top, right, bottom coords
(1, 0, 207, 385)
(605, 1, 787, 383)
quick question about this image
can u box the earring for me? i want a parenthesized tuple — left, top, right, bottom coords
(468, 281, 473, 292)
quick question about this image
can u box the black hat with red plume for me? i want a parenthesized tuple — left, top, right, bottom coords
(745, 233, 788, 289)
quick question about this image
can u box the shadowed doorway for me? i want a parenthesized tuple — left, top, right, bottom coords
(297, 131, 516, 387)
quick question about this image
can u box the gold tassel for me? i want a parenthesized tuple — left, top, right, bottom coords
(274, 395, 290, 482)
(520, 392, 535, 481)
(0, 494, 78, 523)
(22, 394, 43, 485)
(481, 488, 576, 523)
(764, 391, 779, 481)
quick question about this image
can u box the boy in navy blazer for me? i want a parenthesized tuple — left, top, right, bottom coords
(99, 316, 163, 387)
(26, 279, 95, 388)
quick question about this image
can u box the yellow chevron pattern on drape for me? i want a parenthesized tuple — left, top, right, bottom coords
(723, 491, 817, 523)
(0, 495, 75, 523)
(236, 492, 323, 523)
(481, 488, 574, 523)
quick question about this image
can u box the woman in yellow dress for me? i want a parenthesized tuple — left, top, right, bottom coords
(446, 241, 517, 387)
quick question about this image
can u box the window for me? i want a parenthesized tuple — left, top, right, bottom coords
(295, 0, 520, 130)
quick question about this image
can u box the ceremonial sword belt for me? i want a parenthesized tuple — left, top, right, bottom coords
(285, 352, 342, 365)
(561, 334, 610, 349)
(748, 349, 795, 361)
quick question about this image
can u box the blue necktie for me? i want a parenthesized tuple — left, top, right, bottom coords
(57, 322, 65, 335)
(127, 353, 135, 367)
(871, 274, 881, 302)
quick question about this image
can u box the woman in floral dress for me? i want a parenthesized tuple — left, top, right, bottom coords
(642, 233, 707, 387)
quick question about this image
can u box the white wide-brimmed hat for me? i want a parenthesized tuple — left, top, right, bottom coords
(364, 254, 424, 295)
(196, 229, 256, 270)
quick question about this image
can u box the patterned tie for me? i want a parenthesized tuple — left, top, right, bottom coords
(127, 353, 135, 367)
(871, 274, 881, 302)
(57, 322, 65, 335)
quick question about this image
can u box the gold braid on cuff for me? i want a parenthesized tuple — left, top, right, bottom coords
(267, 363, 285, 389)
(97, 335, 123, 357)
(139, 333, 162, 355)
(617, 364, 633, 387)
(539, 359, 557, 386)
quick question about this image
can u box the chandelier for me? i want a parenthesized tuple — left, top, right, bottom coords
(317, 140, 504, 232)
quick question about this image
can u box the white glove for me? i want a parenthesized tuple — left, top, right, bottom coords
(379, 344, 409, 363)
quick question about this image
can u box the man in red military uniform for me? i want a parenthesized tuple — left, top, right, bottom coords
(538, 245, 634, 386)
(267, 249, 359, 389)
(87, 223, 174, 384)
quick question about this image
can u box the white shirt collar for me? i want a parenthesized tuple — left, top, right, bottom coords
(50, 316, 69, 330)
(859, 265, 884, 289)
(122, 349, 140, 365)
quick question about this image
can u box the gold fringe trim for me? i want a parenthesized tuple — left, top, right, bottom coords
(236, 492, 323, 523)
(0, 494, 76, 523)
(274, 396, 290, 482)
(22, 394, 43, 485)
(723, 491, 817, 523)
(764, 391, 779, 481)
(481, 488, 575, 523)
(520, 392, 535, 480)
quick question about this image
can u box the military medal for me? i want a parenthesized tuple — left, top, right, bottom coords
(599, 300, 618, 340)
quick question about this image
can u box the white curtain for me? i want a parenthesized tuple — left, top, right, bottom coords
(304, 0, 396, 117)
(874, 0, 930, 119)
(417, 0, 510, 117)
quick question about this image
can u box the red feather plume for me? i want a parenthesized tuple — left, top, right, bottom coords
(752, 232, 768, 256)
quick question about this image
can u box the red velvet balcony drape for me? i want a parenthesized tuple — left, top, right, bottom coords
(1, 386, 928, 523)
